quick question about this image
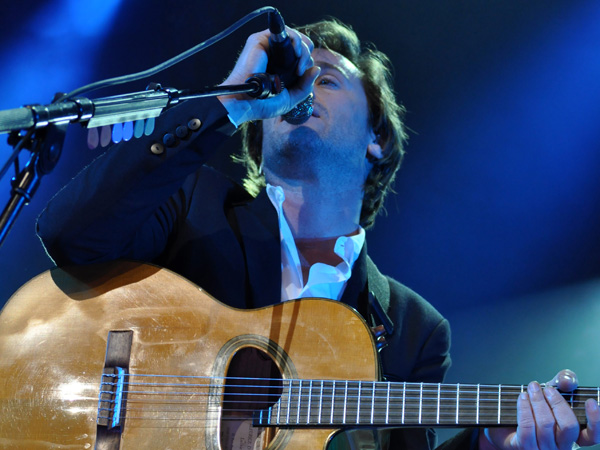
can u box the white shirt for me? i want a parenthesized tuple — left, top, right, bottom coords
(266, 184, 365, 302)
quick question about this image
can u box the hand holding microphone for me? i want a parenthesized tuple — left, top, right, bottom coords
(265, 12, 315, 125)
(218, 11, 319, 126)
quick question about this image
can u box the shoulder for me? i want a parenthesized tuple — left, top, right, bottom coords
(386, 276, 451, 359)
(367, 259, 451, 381)
(387, 277, 447, 329)
(366, 256, 447, 333)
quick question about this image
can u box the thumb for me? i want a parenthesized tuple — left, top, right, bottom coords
(546, 369, 578, 392)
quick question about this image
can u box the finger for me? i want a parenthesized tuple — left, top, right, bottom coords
(528, 382, 558, 450)
(287, 28, 314, 76)
(221, 31, 270, 86)
(546, 370, 578, 392)
(287, 26, 314, 55)
(578, 398, 600, 446)
(514, 391, 538, 449)
(286, 27, 303, 59)
(543, 385, 579, 450)
(297, 41, 314, 76)
(288, 66, 320, 105)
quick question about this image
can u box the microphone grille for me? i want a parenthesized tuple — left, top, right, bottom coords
(282, 94, 314, 125)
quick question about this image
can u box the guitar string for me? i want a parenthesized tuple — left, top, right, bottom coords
(95, 375, 597, 423)
(94, 387, 594, 423)
(102, 374, 600, 397)
(100, 397, 592, 413)
(97, 388, 593, 424)
(111, 373, 600, 391)
(103, 390, 596, 415)
(115, 387, 595, 402)
(99, 384, 599, 406)
(100, 379, 600, 403)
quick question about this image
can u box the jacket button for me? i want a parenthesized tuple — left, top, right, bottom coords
(176, 125, 190, 139)
(163, 133, 178, 147)
(187, 118, 202, 131)
(150, 142, 165, 155)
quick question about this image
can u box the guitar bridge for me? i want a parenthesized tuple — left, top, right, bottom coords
(95, 330, 133, 449)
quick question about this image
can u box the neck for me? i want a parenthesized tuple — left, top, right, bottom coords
(265, 172, 363, 240)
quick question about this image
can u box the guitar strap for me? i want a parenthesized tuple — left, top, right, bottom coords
(366, 256, 395, 336)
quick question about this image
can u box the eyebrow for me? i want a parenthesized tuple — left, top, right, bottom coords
(314, 61, 352, 80)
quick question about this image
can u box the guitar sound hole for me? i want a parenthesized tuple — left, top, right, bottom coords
(219, 347, 282, 450)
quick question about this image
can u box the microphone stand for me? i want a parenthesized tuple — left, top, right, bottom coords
(0, 74, 279, 248)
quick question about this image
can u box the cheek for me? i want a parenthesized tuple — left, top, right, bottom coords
(335, 94, 372, 137)
(261, 118, 277, 136)
(260, 119, 278, 150)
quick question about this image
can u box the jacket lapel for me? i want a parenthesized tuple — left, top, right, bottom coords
(234, 190, 282, 308)
(340, 243, 369, 317)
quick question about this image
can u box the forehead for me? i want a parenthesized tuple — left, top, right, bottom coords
(312, 48, 363, 82)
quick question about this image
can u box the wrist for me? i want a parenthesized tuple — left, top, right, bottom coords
(217, 95, 254, 127)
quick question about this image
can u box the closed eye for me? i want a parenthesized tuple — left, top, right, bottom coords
(317, 76, 339, 88)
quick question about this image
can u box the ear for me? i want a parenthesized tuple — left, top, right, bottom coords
(366, 134, 383, 161)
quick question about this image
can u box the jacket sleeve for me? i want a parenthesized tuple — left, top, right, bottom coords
(37, 96, 236, 266)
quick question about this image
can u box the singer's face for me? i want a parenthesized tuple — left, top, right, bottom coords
(261, 48, 378, 186)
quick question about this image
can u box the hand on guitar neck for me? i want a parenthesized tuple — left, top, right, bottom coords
(480, 369, 600, 450)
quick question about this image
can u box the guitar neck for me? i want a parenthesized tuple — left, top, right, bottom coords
(255, 380, 599, 428)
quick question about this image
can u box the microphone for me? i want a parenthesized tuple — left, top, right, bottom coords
(266, 10, 313, 125)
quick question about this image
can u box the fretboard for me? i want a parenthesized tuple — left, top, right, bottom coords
(253, 380, 599, 428)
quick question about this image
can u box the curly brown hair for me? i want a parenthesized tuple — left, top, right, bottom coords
(239, 19, 408, 229)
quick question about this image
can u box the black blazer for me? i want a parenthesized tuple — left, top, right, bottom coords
(38, 96, 455, 449)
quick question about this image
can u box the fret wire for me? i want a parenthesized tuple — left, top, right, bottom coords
(343, 381, 348, 424)
(456, 383, 460, 425)
(356, 381, 361, 424)
(318, 380, 323, 425)
(331, 381, 335, 424)
(298, 380, 303, 424)
(570, 392, 574, 408)
(476, 384, 480, 425)
(498, 384, 501, 424)
(371, 381, 376, 424)
(307, 380, 312, 425)
(276, 383, 281, 424)
(274, 386, 281, 424)
(386, 382, 390, 425)
(286, 381, 291, 425)
(419, 382, 423, 425)
(402, 381, 406, 424)
(437, 383, 441, 424)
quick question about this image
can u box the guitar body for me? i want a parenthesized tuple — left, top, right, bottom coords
(0, 261, 379, 449)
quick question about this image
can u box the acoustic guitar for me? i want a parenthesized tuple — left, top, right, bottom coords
(0, 261, 596, 449)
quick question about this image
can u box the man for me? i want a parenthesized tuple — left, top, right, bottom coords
(37, 18, 599, 449)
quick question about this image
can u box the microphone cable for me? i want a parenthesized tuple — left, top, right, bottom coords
(55, 6, 281, 103)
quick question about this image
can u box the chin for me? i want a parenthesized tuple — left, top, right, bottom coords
(286, 126, 322, 148)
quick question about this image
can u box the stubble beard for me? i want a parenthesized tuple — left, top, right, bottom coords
(262, 126, 330, 183)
